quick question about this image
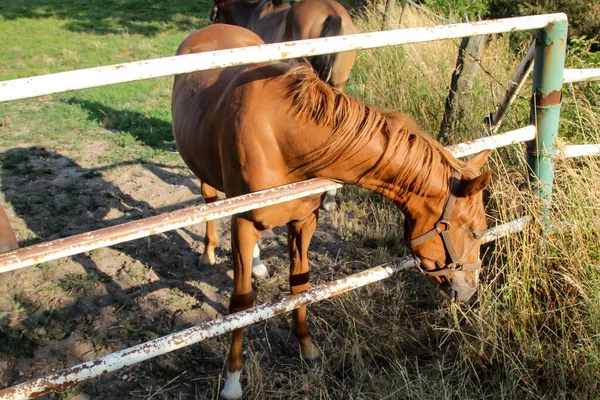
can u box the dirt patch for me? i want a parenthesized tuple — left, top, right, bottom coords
(0, 139, 357, 398)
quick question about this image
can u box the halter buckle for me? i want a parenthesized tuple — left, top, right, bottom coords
(211, 5, 219, 23)
(447, 261, 464, 271)
(435, 219, 451, 233)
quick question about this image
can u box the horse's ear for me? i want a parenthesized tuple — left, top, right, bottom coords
(458, 169, 493, 197)
(466, 149, 492, 170)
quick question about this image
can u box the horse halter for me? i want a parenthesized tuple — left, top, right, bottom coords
(211, 5, 219, 23)
(406, 171, 482, 277)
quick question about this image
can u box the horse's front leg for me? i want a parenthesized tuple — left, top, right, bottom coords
(287, 210, 320, 361)
(221, 214, 261, 400)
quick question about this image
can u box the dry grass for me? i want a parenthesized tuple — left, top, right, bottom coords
(2, 3, 599, 399)
(348, 5, 530, 139)
(233, 4, 600, 399)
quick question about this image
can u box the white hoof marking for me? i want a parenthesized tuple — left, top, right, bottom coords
(220, 371, 243, 400)
(252, 244, 269, 279)
(321, 189, 337, 211)
(199, 251, 215, 267)
(252, 262, 269, 280)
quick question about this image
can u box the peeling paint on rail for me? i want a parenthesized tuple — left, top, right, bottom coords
(0, 128, 534, 275)
(0, 216, 529, 400)
(0, 179, 341, 275)
(0, 14, 567, 103)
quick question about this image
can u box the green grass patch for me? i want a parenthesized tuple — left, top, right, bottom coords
(0, 0, 214, 161)
(1, 1, 600, 399)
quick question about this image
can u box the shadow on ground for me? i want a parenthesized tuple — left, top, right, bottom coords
(0, 0, 213, 36)
(66, 98, 177, 151)
(0, 146, 236, 396)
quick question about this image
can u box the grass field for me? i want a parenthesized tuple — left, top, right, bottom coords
(1, 0, 600, 399)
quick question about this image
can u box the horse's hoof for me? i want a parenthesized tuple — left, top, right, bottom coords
(220, 386, 242, 400)
(320, 197, 337, 211)
(321, 190, 337, 211)
(251, 263, 269, 280)
(198, 251, 216, 268)
(220, 371, 243, 400)
(300, 342, 321, 364)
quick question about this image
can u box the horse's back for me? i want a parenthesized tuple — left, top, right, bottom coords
(288, 0, 355, 38)
(286, 0, 356, 89)
(176, 23, 264, 56)
(172, 25, 291, 195)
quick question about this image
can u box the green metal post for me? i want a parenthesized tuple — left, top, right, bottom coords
(526, 18, 568, 218)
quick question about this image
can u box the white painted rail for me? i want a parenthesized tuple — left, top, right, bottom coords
(0, 216, 528, 400)
(447, 125, 536, 158)
(0, 126, 534, 275)
(563, 144, 600, 158)
(0, 14, 567, 103)
(563, 68, 600, 84)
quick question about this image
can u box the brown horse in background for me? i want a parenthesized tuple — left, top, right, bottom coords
(210, 0, 356, 91)
(172, 24, 491, 399)
(210, 0, 357, 214)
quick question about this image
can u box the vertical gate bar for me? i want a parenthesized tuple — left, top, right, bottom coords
(526, 19, 568, 218)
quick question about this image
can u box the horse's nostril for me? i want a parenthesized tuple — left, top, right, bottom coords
(438, 282, 455, 300)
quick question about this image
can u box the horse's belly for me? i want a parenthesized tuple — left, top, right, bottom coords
(245, 196, 322, 229)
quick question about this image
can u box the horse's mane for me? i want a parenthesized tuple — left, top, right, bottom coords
(282, 65, 471, 198)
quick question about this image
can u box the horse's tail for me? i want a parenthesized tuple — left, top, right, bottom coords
(309, 15, 342, 84)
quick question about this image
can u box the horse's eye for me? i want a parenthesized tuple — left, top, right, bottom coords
(471, 231, 485, 240)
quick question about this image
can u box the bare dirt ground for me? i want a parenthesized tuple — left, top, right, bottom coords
(0, 137, 362, 399)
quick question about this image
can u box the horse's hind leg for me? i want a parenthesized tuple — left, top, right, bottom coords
(287, 210, 320, 361)
(221, 215, 261, 400)
(329, 49, 356, 91)
(199, 182, 219, 267)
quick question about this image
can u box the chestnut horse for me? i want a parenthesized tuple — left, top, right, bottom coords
(210, 0, 356, 91)
(210, 0, 357, 213)
(172, 24, 491, 399)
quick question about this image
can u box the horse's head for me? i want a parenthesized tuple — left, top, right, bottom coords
(403, 150, 492, 302)
(210, 0, 234, 24)
(210, 0, 257, 25)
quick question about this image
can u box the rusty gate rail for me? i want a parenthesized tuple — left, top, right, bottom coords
(0, 126, 535, 276)
(0, 179, 341, 275)
(0, 216, 530, 400)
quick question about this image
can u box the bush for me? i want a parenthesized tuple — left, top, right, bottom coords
(487, 0, 600, 43)
(423, 0, 490, 21)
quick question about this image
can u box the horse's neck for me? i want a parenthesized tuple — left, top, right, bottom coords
(315, 128, 449, 208)
(228, 2, 258, 27)
(247, 3, 290, 42)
